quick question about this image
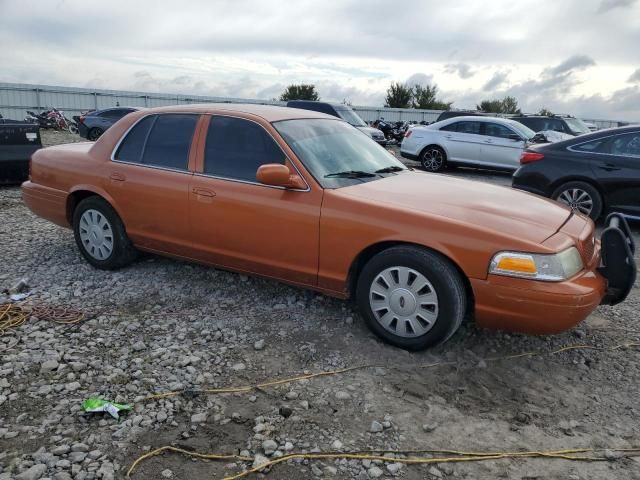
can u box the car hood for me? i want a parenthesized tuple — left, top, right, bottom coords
(337, 172, 572, 244)
(357, 126, 384, 137)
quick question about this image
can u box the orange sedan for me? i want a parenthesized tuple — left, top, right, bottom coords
(22, 105, 636, 350)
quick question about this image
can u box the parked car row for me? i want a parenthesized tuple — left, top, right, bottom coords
(21, 103, 636, 352)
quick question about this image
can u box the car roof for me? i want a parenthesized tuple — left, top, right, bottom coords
(433, 115, 517, 126)
(143, 103, 336, 122)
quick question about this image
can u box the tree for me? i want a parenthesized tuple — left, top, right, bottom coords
(538, 107, 553, 116)
(477, 96, 521, 114)
(384, 82, 413, 108)
(279, 84, 320, 101)
(412, 84, 452, 110)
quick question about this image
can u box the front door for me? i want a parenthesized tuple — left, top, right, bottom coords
(481, 122, 525, 169)
(439, 120, 484, 165)
(189, 115, 322, 286)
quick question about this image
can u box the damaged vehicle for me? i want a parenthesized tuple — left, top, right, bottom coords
(22, 105, 635, 350)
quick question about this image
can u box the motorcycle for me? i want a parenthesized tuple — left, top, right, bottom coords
(25, 108, 78, 134)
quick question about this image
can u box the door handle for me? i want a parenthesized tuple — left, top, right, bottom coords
(192, 187, 216, 197)
(484, 139, 493, 144)
(599, 163, 621, 172)
(444, 134, 453, 139)
(110, 172, 125, 181)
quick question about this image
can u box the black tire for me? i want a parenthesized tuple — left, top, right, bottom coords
(88, 127, 104, 141)
(356, 246, 466, 351)
(72, 196, 137, 270)
(419, 146, 447, 172)
(551, 181, 603, 221)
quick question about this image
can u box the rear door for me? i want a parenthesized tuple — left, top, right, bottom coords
(588, 132, 640, 216)
(480, 122, 525, 169)
(188, 115, 322, 286)
(438, 120, 483, 164)
(107, 113, 199, 253)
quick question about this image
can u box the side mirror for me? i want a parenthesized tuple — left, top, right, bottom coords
(507, 133, 523, 141)
(256, 164, 306, 189)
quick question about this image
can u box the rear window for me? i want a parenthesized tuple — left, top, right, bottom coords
(114, 114, 197, 170)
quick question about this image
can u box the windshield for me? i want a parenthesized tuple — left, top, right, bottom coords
(274, 119, 407, 188)
(506, 119, 536, 140)
(564, 118, 591, 135)
(335, 108, 367, 127)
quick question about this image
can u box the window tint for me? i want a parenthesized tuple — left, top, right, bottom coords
(114, 115, 154, 163)
(610, 133, 640, 158)
(439, 123, 458, 132)
(204, 116, 285, 181)
(141, 114, 197, 170)
(484, 123, 516, 139)
(572, 140, 605, 153)
(440, 121, 481, 134)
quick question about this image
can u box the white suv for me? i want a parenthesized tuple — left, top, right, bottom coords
(400, 116, 536, 172)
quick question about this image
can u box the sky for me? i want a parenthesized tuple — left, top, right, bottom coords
(1, 0, 639, 121)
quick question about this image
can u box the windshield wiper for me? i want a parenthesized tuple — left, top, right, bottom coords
(324, 170, 377, 178)
(374, 166, 405, 174)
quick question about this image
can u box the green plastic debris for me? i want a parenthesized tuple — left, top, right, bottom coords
(82, 398, 131, 419)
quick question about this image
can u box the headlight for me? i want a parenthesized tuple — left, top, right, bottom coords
(489, 247, 583, 282)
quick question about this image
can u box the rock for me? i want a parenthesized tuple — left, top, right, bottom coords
(253, 453, 270, 470)
(232, 363, 246, 371)
(285, 391, 299, 400)
(132, 341, 146, 351)
(387, 463, 403, 474)
(279, 406, 293, 418)
(335, 391, 351, 400)
(161, 469, 174, 478)
(40, 360, 59, 372)
(262, 439, 278, 455)
(68, 452, 87, 464)
(65, 381, 81, 392)
(331, 440, 343, 450)
(311, 464, 323, 476)
(284, 441, 294, 451)
(428, 466, 443, 478)
(368, 466, 384, 478)
(369, 420, 384, 433)
(191, 412, 208, 423)
(52, 445, 70, 455)
(422, 423, 437, 432)
(71, 443, 89, 452)
(254, 339, 265, 350)
(15, 464, 47, 480)
(324, 466, 338, 476)
(157, 411, 168, 423)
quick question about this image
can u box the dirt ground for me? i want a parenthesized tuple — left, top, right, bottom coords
(0, 130, 639, 480)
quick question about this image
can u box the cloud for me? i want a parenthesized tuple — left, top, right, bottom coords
(483, 71, 509, 91)
(405, 73, 434, 87)
(544, 55, 596, 76)
(628, 68, 640, 83)
(444, 63, 475, 79)
(598, 0, 638, 12)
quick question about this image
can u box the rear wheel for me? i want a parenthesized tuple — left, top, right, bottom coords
(73, 196, 137, 269)
(552, 181, 602, 220)
(420, 146, 447, 172)
(356, 246, 466, 350)
(88, 127, 104, 141)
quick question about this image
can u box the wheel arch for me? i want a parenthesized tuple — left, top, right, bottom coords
(66, 186, 124, 226)
(418, 143, 449, 160)
(346, 241, 474, 315)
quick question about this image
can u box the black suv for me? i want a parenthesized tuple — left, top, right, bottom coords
(510, 115, 591, 136)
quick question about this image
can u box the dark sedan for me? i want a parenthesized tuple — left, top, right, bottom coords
(76, 107, 139, 140)
(512, 126, 640, 221)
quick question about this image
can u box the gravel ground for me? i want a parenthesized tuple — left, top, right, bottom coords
(1, 131, 639, 480)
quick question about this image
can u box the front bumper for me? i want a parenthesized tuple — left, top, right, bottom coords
(472, 214, 635, 334)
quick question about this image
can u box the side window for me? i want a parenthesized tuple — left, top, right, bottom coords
(572, 140, 606, 153)
(114, 114, 197, 170)
(455, 121, 481, 135)
(439, 122, 458, 132)
(485, 123, 516, 139)
(141, 114, 197, 170)
(204, 116, 285, 181)
(114, 115, 154, 163)
(610, 133, 640, 158)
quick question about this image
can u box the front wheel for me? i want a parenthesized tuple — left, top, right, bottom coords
(356, 246, 466, 350)
(420, 146, 447, 172)
(73, 196, 137, 270)
(552, 181, 602, 221)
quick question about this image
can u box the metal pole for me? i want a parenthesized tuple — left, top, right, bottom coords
(93, 92, 98, 109)
(35, 88, 41, 112)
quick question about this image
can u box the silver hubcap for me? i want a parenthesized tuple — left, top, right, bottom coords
(558, 188, 593, 216)
(79, 209, 114, 260)
(422, 149, 444, 171)
(369, 266, 439, 338)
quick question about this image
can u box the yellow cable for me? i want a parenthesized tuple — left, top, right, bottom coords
(125, 445, 640, 479)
